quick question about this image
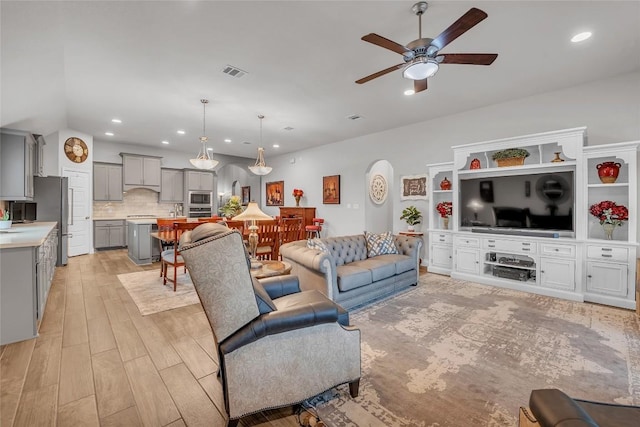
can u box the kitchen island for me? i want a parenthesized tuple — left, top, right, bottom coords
(0, 222, 58, 345)
(127, 218, 160, 265)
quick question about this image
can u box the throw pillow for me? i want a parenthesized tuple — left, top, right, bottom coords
(364, 231, 398, 257)
(307, 238, 329, 253)
(252, 277, 277, 314)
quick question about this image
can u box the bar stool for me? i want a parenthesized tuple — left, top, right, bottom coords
(305, 218, 324, 239)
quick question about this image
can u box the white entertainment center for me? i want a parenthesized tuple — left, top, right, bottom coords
(427, 127, 639, 310)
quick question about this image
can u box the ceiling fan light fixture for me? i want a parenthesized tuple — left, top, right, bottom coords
(403, 57, 439, 80)
(190, 99, 219, 170)
(248, 115, 272, 176)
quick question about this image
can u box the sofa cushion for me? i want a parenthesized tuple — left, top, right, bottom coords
(350, 258, 397, 282)
(375, 253, 414, 274)
(336, 264, 373, 292)
(364, 231, 398, 257)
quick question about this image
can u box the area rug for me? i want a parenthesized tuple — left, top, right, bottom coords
(314, 274, 640, 426)
(117, 268, 200, 315)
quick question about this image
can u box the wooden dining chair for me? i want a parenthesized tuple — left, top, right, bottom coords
(279, 217, 304, 256)
(255, 219, 280, 260)
(156, 218, 187, 277)
(161, 221, 205, 291)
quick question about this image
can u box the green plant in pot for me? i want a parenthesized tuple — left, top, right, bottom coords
(400, 205, 422, 231)
(491, 148, 530, 167)
(219, 195, 243, 218)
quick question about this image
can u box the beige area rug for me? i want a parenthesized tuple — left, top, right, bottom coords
(117, 268, 201, 315)
(314, 274, 640, 426)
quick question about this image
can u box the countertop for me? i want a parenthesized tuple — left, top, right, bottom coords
(0, 222, 57, 249)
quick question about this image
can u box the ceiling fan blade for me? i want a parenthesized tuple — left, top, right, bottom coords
(414, 79, 428, 93)
(431, 8, 488, 51)
(439, 53, 498, 65)
(361, 33, 409, 55)
(355, 63, 405, 84)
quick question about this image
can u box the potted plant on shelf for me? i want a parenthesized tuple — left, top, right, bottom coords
(219, 195, 243, 218)
(491, 148, 530, 167)
(436, 201, 453, 229)
(400, 205, 422, 232)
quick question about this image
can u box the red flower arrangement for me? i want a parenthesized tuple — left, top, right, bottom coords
(292, 188, 304, 198)
(436, 201, 453, 218)
(589, 200, 628, 226)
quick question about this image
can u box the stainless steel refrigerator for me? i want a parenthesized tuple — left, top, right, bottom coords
(34, 176, 69, 266)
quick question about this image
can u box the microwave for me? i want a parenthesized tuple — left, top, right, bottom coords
(9, 201, 37, 223)
(188, 191, 212, 206)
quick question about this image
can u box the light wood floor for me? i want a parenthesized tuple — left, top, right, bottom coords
(0, 249, 306, 427)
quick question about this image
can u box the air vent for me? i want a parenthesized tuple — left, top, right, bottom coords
(243, 141, 251, 145)
(284, 126, 294, 131)
(222, 65, 248, 78)
(346, 114, 364, 121)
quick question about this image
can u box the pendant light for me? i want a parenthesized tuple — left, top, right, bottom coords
(248, 115, 272, 176)
(190, 99, 219, 170)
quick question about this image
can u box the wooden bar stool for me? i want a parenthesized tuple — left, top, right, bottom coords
(305, 218, 324, 239)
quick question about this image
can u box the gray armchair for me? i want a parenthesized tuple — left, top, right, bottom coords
(179, 223, 361, 426)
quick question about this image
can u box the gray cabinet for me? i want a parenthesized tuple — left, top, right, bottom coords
(0, 130, 35, 200)
(93, 163, 123, 201)
(34, 134, 46, 177)
(160, 168, 184, 202)
(94, 220, 126, 249)
(186, 170, 214, 191)
(127, 222, 153, 264)
(121, 153, 162, 192)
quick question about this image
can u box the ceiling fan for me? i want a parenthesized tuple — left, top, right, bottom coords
(355, 2, 498, 93)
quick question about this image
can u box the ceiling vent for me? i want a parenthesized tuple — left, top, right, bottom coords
(284, 126, 294, 131)
(222, 65, 247, 78)
(346, 114, 363, 121)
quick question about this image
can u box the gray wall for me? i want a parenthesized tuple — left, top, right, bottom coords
(261, 71, 640, 241)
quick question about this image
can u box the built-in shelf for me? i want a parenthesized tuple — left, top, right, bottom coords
(587, 183, 629, 188)
(432, 190, 452, 194)
(483, 260, 536, 271)
(457, 160, 577, 178)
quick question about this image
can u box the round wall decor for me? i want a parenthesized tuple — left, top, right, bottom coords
(369, 173, 388, 204)
(63, 137, 89, 163)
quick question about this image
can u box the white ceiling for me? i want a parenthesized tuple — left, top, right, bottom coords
(2, 1, 639, 159)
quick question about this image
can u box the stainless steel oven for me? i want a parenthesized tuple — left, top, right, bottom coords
(188, 207, 213, 218)
(188, 191, 212, 206)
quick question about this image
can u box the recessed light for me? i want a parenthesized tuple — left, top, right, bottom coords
(111, 118, 122, 123)
(161, 140, 169, 145)
(272, 144, 280, 148)
(224, 138, 232, 143)
(105, 132, 114, 136)
(207, 148, 213, 151)
(571, 31, 592, 43)
(177, 130, 186, 135)
(404, 89, 415, 96)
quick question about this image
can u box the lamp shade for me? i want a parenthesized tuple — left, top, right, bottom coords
(402, 58, 439, 80)
(232, 202, 272, 221)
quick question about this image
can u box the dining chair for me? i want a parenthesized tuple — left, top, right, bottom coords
(156, 218, 187, 277)
(255, 219, 280, 260)
(161, 221, 205, 291)
(279, 217, 304, 257)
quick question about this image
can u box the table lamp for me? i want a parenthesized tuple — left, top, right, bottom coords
(232, 202, 273, 269)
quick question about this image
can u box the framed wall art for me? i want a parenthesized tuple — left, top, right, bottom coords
(265, 181, 284, 206)
(241, 186, 251, 205)
(400, 174, 428, 200)
(322, 175, 340, 204)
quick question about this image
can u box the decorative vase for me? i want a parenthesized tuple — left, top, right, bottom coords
(0, 220, 11, 230)
(407, 225, 415, 232)
(602, 223, 615, 240)
(551, 152, 564, 163)
(470, 158, 481, 169)
(440, 177, 452, 190)
(294, 196, 301, 207)
(596, 162, 621, 184)
(443, 217, 449, 230)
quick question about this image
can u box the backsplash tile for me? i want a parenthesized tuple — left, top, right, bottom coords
(93, 188, 180, 218)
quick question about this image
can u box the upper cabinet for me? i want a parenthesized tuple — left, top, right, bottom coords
(94, 162, 123, 201)
(0, 130, 35, 200)
(185, 170, 214, 192)
(160, 169, 184, 203)
(120, 153, 161, 192)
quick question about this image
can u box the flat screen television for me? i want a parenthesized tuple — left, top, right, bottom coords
(459, 171, 574, 233)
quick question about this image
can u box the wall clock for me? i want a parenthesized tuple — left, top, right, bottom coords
(64, 137, 88, 163)
(369, 173, 388, 204)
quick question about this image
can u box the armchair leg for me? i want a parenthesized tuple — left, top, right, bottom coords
(349, 379, 360, 398)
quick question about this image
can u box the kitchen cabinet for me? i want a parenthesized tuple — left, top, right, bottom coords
(0, 130, 35, 200)
(93, 162, 123, 201)
(160, 168, 184, 202)
(127, 220, 158, 265)
(540, 258, 575, 291)
(185, 170, 214, 191)
(121, 153, 162, 192)
(454, 247, 480, 275)
(94, 220, 126, 249)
